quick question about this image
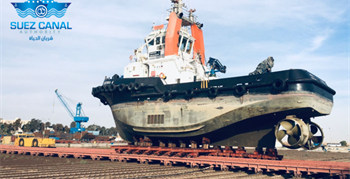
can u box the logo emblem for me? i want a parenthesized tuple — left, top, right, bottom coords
(35, 5, 47, 18)
(11, 0, 71, 18)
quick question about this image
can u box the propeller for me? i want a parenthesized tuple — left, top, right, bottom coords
(280, 120, 293, 130)
(277, 120, 301, 146)
(275, 116, 309, 149)
(302, 122, 324, 150)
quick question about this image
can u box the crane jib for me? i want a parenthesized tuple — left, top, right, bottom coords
(54, 89, 89, 134)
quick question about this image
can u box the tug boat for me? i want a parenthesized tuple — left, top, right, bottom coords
(92, 0, 335, 150)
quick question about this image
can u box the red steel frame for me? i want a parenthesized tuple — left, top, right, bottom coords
(111, 145, 283, 160)
(0, 145, 349, 178)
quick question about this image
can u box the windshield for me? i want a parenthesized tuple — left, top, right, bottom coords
(186, 40, 193, 54)
(148, 39, 154, 46)
(180, 37, 188, 52)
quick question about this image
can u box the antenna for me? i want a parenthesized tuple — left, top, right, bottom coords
(161, 0, 164, 24)
(53, 92, 55, 113)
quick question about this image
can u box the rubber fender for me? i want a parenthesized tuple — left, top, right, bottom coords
(127, 83, 135, 91)
(100, 86, 105, 92)
(185, 89, 194, 98)
(134, 83, 144, 91)
(272, 78, 286, 92)
(94, 87, 100, 94)
(208, 87, 218, 97)
(103, 85, 109, 92)
(112, 84, 117, 91)
(32, 139, 39, 147)
(162, 91, 172, 101)
(234, 85, 246, 96)
(108, 85, 114, 92)
(118, 84, 126, 92)
(115, 85, 120, 91)
(112, 74, 119, 80)
(100, 98, 108, 105)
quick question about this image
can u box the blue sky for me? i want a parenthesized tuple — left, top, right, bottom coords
(1, 0, 349, 143)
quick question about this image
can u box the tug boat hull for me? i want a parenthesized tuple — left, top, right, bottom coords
(93, 69, 335, 148)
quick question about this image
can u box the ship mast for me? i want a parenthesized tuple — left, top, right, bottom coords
(170, 0, 198, 27)
(171, 0, 182, 15)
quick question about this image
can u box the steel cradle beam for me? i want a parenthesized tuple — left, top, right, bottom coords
(0, 145, 349, 178)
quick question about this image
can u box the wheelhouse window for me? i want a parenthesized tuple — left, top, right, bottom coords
(147, 35, 164, 60)
(180, 37, 188, 52)
(156, 37, 161, 45)
(148, 39, 154, 46)
(186, 40, 193, 54)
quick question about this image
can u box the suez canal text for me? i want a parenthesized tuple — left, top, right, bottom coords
(10, 22, 72, 30)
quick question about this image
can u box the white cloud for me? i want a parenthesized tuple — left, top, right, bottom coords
(310, 35, 328, 52)
(307, 29, 333, 52)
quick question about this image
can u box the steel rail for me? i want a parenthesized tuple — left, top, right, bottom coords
(0, 145, 348, 178)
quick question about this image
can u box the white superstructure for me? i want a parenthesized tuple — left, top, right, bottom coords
(123, 0, 214, 84)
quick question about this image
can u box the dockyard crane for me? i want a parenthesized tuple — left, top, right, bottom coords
(54, 89, 89, 134)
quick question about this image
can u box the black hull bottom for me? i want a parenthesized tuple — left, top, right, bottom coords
(112, 107, 320, 148)
(114, 113, 278, 148)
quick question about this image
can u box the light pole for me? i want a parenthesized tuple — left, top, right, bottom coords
(329, 127, 332, 143)
(46, 118, 50, 138)
(42, 118, 50, 138)
(42, 118, 46, 138)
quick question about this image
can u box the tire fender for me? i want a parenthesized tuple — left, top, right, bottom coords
(234, 85, 246, 96)
(208, 87, 218, 97)
(118, 84, 126, 92)
(108, 85, 114, 92)
(134, 83, 144, 91)
(112, 84, 117, 91)
(94, 87, 100, 94)
(98, 86, 104, 92)
(127, 83, 135, 91)
(103, 85, 109, 92)
(162, 91, 172, 101)
(185, 89, 194, 98)
(272, 78, 286, 91)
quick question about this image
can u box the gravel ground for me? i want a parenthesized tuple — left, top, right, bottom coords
(244, 148, 350, 162)
(277, 150, 350, 162)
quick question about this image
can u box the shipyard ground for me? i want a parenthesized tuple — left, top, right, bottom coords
(0, 153, 283, 179)
(0, 145, 349, 179)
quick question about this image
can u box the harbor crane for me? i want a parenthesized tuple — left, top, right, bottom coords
(55, 89, 89, 134)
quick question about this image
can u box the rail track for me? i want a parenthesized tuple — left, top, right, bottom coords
(0, 145, 349, 178)
(0, 153, 287, 179)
